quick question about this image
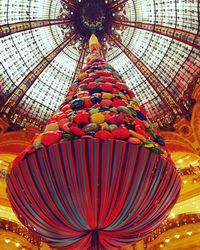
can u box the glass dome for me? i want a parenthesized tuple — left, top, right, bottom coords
(0, 0, 199, 128)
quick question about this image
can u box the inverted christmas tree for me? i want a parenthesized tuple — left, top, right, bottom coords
(7, 35, 181, 250)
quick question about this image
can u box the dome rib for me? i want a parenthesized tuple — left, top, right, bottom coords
(111, 0, 129, 10)
(0, 18, 69, 38)
(113, 20, 200, 50)
(72, 41, 87, 83)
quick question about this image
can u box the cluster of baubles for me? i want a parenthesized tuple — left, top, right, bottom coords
(13, 37, 173, 167)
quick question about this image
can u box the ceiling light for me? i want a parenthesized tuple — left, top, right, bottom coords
(5, 239, 10, 243)
(187, 231, 192, 236)
(165, 239, 170, 243)
(15, 243, 20, 247)
(174, 234, 180, 239)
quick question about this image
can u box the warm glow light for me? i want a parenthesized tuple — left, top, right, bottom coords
(160, 244, 164, 248)
(15, 243, 20, 247)
(170, 213, 176, 218)
(175, 234, 180, 239)
(191, 160, 199, 165)
(183, 180, 187, 184)
(165, 238, 170, 243)
(187, 231, 193, 236)
(5, 239, 10, 243)
(177, 159, 183, 163)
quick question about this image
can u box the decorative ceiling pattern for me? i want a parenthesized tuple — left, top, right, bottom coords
(0, 0, 200, 127)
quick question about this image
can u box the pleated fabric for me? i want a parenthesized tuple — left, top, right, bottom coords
(7, 138, 181, 249)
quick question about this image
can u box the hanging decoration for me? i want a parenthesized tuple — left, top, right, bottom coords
(6, 35, 181, 249)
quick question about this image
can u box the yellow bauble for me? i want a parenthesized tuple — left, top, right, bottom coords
(44, 122, 59, 132)
(102, 93, 114, 100)
(77, 72, 88, 81)
(91, 113, 105, 124)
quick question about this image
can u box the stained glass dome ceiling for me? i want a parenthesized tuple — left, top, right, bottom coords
(0, 0, 200, 128)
